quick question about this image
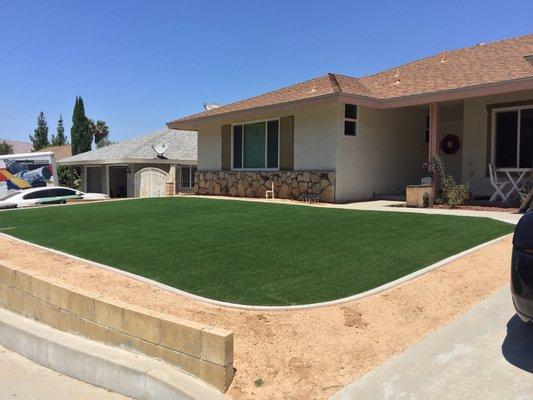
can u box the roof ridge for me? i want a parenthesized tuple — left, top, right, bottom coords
(123, 128, 170, 158)
(360, 33, 533, 81)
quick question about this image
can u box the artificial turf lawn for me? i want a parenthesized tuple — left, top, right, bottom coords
(0, 197, 514, 306)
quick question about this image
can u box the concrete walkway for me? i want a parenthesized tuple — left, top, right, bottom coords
(332, 286, 533, 400)
(0, 344, 130, 400)
(331, 200, 522, 224)
(191, 195, 523, 225)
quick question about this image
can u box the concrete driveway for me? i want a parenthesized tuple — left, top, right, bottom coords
(333, 286, 533, 400)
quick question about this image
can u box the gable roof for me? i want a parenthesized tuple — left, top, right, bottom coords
(168, 34, 533, 128)
(41, 144, 72, 160)
(59, 128, 197, 166)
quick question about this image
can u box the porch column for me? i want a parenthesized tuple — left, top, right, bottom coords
(82, 166, 87, 192)
(104, 165, 110, 196)
(166, 165, 177, 196)
(428, 102, 439, 161)
(428, 102, 440, 192)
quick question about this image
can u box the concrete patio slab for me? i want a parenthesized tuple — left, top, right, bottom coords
(332, 286, 533, 400)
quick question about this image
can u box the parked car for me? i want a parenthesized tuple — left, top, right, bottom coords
(511, 211, 533, 323)
(0, 186, 109, 209)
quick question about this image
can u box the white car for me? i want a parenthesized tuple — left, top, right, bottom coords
(0, 186, 109, 209)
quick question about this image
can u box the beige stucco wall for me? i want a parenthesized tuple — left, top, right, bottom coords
(335, 106, 428, 202)
(462, 89, 533, 196)
(196, 102, 339, 171)
(438, 103, 464, 183)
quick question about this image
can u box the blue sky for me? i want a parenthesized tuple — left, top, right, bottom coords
(1, 0, 532, 143)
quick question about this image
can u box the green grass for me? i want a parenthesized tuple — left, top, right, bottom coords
(0, 198, 513, 306)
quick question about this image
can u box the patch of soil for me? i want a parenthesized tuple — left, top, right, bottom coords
(391, 203, 519, 212)
(0, 234, 513, 399)
(432, 204, 519, 212)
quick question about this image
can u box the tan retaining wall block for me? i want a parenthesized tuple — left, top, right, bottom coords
(201, 326, 234, 367)
(95, 298, 124, 331)
(29, 275, 50, 302)
(0, 264, 15, 286)
(160, 318, 203, 358)
(5, 286, 24, 311)
(47, 284, 70, 310)
(56, 308, 82, 333)
(14, 270, 31, 293)
(66, 290, 96, 321)
(123, 308, 160, 344)
(160, 348, 202, 377)
(200, 361, 235, 392)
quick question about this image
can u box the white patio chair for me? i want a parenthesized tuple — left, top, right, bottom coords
(489, 164, 509, 202)
(265, 182, 275, 199)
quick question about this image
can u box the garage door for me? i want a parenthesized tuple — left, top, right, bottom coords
(134, 167, 167, 197)
(86, 166, 102, 193)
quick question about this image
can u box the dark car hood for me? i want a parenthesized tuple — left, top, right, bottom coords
(514, 211, 533, 251)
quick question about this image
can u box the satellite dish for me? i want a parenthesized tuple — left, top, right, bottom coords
(152, 143, 168, 159)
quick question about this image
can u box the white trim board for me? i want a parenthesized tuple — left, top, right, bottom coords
(0, 232, 512, 312)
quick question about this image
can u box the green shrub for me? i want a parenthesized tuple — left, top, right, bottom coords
(430, 155, 470, 208)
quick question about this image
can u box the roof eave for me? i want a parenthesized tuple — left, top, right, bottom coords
(341, 77, 533, 109)
(166, 93, 361, 130)
(58, 157, 197, 166)
(168, 77, 533, 129)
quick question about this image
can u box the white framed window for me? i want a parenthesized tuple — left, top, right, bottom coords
(180, 164, 197, 188)
(492, 105, 533, 168)
(344, 104, 357, 136)
(232, 119, 279, 170)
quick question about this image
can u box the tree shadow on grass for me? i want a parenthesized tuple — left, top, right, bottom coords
(501, 314, 533, 373)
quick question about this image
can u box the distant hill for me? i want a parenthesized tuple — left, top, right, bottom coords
(1, 139, 32, 154)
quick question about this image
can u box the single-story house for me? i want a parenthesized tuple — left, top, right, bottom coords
(59, 128, 197, 198)
(167, 34, 533, 203)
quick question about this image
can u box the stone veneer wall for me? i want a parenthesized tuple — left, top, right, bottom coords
(197, 170, 336, 203)
(0, 263, 234, 392)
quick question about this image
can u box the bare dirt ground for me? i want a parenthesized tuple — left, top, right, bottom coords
(0, 234, 513, 399)
(431, 204, 519, 212)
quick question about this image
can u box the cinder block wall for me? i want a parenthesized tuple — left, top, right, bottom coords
(0, 263, 234, 391)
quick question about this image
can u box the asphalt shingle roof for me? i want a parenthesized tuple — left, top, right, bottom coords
(60, 128, 197, 164)
(41, 144, 72, 160)
(168, 34, 533, 126)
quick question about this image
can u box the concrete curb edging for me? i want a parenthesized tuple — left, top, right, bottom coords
(0, 308, 227, 400)
(0, 232, 513, 311)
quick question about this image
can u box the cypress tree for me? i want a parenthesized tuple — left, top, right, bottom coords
(29, 111, 50, 151)
(71, 97, 92, 155)
(51, 114, 68, 146)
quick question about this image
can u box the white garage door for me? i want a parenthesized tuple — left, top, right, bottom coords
(134, 168, 167, 198)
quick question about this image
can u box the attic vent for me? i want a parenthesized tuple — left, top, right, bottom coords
(439, 52, 446, 63)
(393, 69, 401, 85)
